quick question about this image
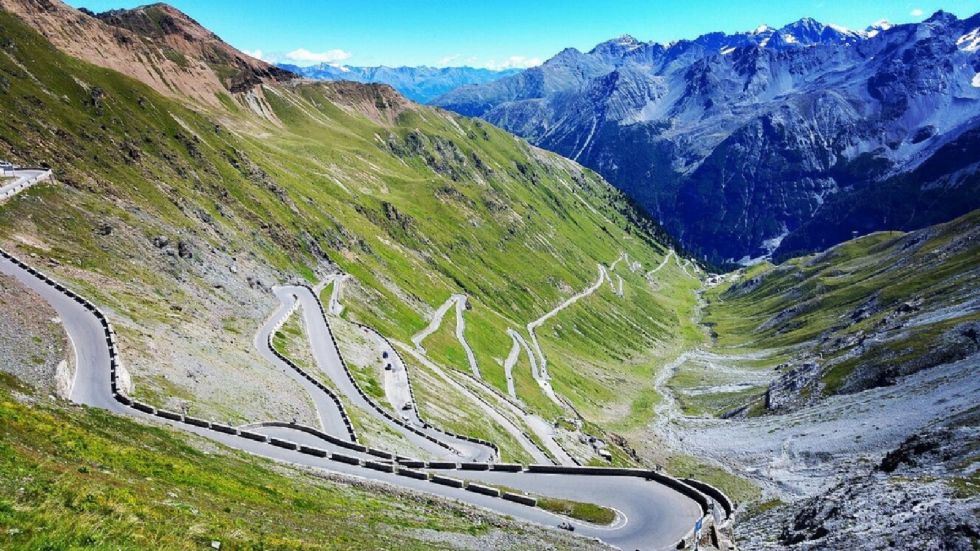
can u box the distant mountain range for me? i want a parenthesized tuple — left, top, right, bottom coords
(277, 64, 521, 103)
(434, 12, 980, 264)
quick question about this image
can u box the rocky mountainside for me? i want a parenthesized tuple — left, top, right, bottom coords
(278, 63, 520, 103)
(0, 0, 295, 106)
(434, 12, 980, 265)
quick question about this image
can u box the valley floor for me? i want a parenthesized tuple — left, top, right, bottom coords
(641, 215, 980, 549)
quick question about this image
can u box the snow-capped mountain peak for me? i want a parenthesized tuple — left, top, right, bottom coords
(866, 19, 893, 33)
(433, 10, 980, 264)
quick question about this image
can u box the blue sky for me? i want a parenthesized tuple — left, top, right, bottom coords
(66, 0, 980, 68)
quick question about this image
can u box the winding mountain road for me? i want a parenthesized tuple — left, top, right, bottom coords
(269, 286, 493, 461)
(646, 250, 675, 280)
(0, 183, 712, 550)
(410, 294, 574, 465)
(526, 260, 616, 405)
(412, 293, 481, 379)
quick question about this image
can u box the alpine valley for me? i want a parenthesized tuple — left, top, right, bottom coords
(0, 2, 977, 551)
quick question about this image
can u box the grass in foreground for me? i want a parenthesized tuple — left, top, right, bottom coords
(0, 372, 526, 550)
(484, 483, 617, 525)
(537, 496, 617, 525)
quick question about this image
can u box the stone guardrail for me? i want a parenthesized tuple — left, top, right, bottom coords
(265, 301, 358, 442)
(502, 491, 537, 506)
(465, 482, 501, 497)
(241, 421, 415, 463)
(683, 477, 735, 524)
(0, 245, 731, 533)
(0, 169, 52, 201)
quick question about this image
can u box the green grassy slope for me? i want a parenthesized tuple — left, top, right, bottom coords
(0, 8, 695, 444)
(0, 373, 576, 550)
(688, 210, 980, 414)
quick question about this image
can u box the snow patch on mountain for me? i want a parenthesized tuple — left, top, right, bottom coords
(957, 28, 980, 52)
(433, 11, 980, 263)
(736, 225, 790, 266)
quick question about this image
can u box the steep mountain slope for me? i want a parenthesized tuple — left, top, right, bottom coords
(434, 12, 980, 265)
(277, 63, 521, 103)
(0, 0, 697, 469)
(2, 0, 293, 106)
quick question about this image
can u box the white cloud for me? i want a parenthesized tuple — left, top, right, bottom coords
(482, 55, 542, 70)
(284, 48, 352, 66)
(910, 8, 924, 17)
(242, 49, 267, 62)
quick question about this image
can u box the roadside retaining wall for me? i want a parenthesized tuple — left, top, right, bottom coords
(0, 169, 52, 202)
(266, 300, 358, 442)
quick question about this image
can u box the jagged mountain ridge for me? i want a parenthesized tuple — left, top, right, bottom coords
(1, 0, 295, 106)
(434, 12, 980, 264)
(277, 63, 520, 103)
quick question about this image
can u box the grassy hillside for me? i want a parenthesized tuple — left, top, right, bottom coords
(0, 8, 696, 452)
(680, 210, 980, 416)
(0, 373, 583, 550)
